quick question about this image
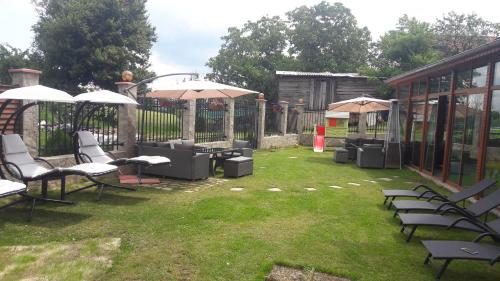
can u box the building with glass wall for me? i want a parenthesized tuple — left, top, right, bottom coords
(386, 39, 500, 189)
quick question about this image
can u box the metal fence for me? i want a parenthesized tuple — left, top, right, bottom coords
(38, 102, 119, 156)
(195, 99, 225, 143)
(366, 110, 388, 137)
(234, 98, 258, 147)
(264, 103, 282, 136)
(287, 107, 299, 134)
(348, 113, 360, 133)
(137, 97, 183, 142)
(302, 108, 325, 134)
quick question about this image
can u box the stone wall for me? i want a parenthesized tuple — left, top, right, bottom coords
(260, 134, 299, 149)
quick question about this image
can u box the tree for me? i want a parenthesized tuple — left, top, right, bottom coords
(32, 0, 156, 93)
(0, 44, 39, 84)
(206, 16, 293, 101)
(433, 12, 500, 56)
(286, 1, 371, 72)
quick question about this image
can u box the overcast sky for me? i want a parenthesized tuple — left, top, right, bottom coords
(1, 0, 500, 78)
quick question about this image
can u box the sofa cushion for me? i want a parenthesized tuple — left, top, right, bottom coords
(233, 140, 249, 149)
(174, 143, 195, 152)
(169, 139, 182, 149)
(182, 139, 195, 146)
(157, 142, 171, 148)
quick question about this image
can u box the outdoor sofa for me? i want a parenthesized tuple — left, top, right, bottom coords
(137, 141, 210, 180)
(356, 144, 385, 168)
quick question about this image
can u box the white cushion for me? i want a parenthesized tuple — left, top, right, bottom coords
(77, 131, 114, 164)
(64, 163, 118, 175)
(0, 179, 26, 196)
(129, 155, 170, 165)
(2, 134, 29, 154)
(169, 139, 182, 149)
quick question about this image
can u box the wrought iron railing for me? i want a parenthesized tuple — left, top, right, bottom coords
(366, 110, 388, 137)
(264, 103, 282, 136)
(234, 98, 258, 147)
(38, 102, 119, 156)
(195, 99, 225, 143)
(137, 97, 183, 142)
(348, 113, 360, 133)
(302, 108, 325, 134)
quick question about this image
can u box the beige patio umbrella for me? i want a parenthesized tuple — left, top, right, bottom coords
(328, 96, 390, 113)
(146, 80, 259, 100)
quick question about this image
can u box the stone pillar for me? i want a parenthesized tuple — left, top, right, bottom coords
(224, 98, 234, 143)
(279, 101, 288, 135)
(295, 102, 305, 135)
(8, 68, 42, 155)
(359, 112, 367, 138)
(256, 95, 266, 149)
(182, 100, 196, 140)
(115, 82, 137, 157)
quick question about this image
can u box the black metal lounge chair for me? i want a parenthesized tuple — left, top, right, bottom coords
(75, 131, 171, 182)
(398, 189, 500, 242)
(1, 134, 131, 201)
(391, 179, 496, 217)
(0, 178, 56, 220)
(422, 233, 500, 280)
(382, 183, 447, 208)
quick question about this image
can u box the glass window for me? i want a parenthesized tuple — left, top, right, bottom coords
(408, 101, 425, 165)
(424, 98, 438, 171)
(471, 66, 488, 88)
(456, 69, 472, 89)
(494, 62, 500, 86)
(447, 94, 485, 186)
(399, 85, 409, 100)
(399, 101, 408, 142)
(412, 80, 426, 96)
(439, 74, 451, 92)
(430, 78, 439, 93)
(418, 80, 426, 96)
(485, 90, 500, 184)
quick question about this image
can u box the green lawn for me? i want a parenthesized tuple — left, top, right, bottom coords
(1, 147, 499, 280)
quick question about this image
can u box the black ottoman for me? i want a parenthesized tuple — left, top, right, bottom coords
(334, 148, 349, 163)
(224, 156, 253, 178)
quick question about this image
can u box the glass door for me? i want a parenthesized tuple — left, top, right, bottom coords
(408, 101, 425, 166)
(447, 94, 485, 186)
(423, 98, 438, 172)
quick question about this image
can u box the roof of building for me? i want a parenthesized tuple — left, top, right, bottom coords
(386, 38, 500, 85)
(276, 71, 368, 79)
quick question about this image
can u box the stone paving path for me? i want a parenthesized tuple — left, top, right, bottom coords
(146, 177, 227, 192)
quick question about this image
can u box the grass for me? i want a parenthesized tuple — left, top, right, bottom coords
(1, 147, 499, 280)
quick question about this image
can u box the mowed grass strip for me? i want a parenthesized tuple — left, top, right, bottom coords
(0, 147, 499, 280)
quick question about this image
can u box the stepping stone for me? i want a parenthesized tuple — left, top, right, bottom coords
(304, 188, 316, 191)
(377, 178, 393, 181)
(184, 190, 194, 193)
(230, 187, 244, 191)
(363, 180, 377, 183)
(405, 181, 415, 184)
(330, 185, 343, 189)
(348, 182, 360, 186)
(393, 175, 399, 178)
(288, 156, 298, 159)
(260, 167, 266, 169)
(268, 188, 282, 192)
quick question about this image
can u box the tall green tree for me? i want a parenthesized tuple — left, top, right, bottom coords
(433, 12, 500, 56)
(32, 0, 156, 93)
(0, 44, 39, 84)
(286, 1, 371, 72)
(206, 16, 293, 101)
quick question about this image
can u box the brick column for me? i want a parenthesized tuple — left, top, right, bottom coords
(256, 95, 266, 149)
(115, 82, 137, 157)
(279, 101, 288, 135)
(224, 98, 234, 143)
(295, 102, 305, 134)
(183, 100, 196, 140)
(8, 68, 42, 155)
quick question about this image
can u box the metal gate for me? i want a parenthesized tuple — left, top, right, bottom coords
(234, 98, 258, 148)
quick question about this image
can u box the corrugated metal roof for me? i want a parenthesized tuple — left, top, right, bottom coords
(276, 71, 368, 78)
(386, 38, 500, 84)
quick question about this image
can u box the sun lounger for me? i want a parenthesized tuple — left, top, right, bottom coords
(391, 179, 496, 217)
(422, 233, 500, 279)
(398, 189, 500, 242)
(382, 183, 446, 208)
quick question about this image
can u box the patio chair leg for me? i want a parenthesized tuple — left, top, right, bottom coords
(406, 225, 418, 242)
(104, 182, 136, 191)
(60, 176, 66, 200)
(393, 210, 399, 218)
(424, 253, 432, 265)
(400, 225, 406, 233)
(387, 198, 394, 209)
(28, 198, 36, 221)
(436, 259, 451, 280)
(41, 179, 48, 198)
(96, 184, 105, 201)
(383, 196, 388, 205)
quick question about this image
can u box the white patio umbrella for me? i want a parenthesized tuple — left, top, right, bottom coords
(328, 96, 390, 113)
(0, 85, 75, 103)
(74, 90, 138, 105)
(146, 80, 259, 100)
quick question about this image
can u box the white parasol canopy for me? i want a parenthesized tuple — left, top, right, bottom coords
(0, 85, 75, 103)
(328, 96, 390, 113)
(74, 90, 138, 105)
(147, 80, 259, 100)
